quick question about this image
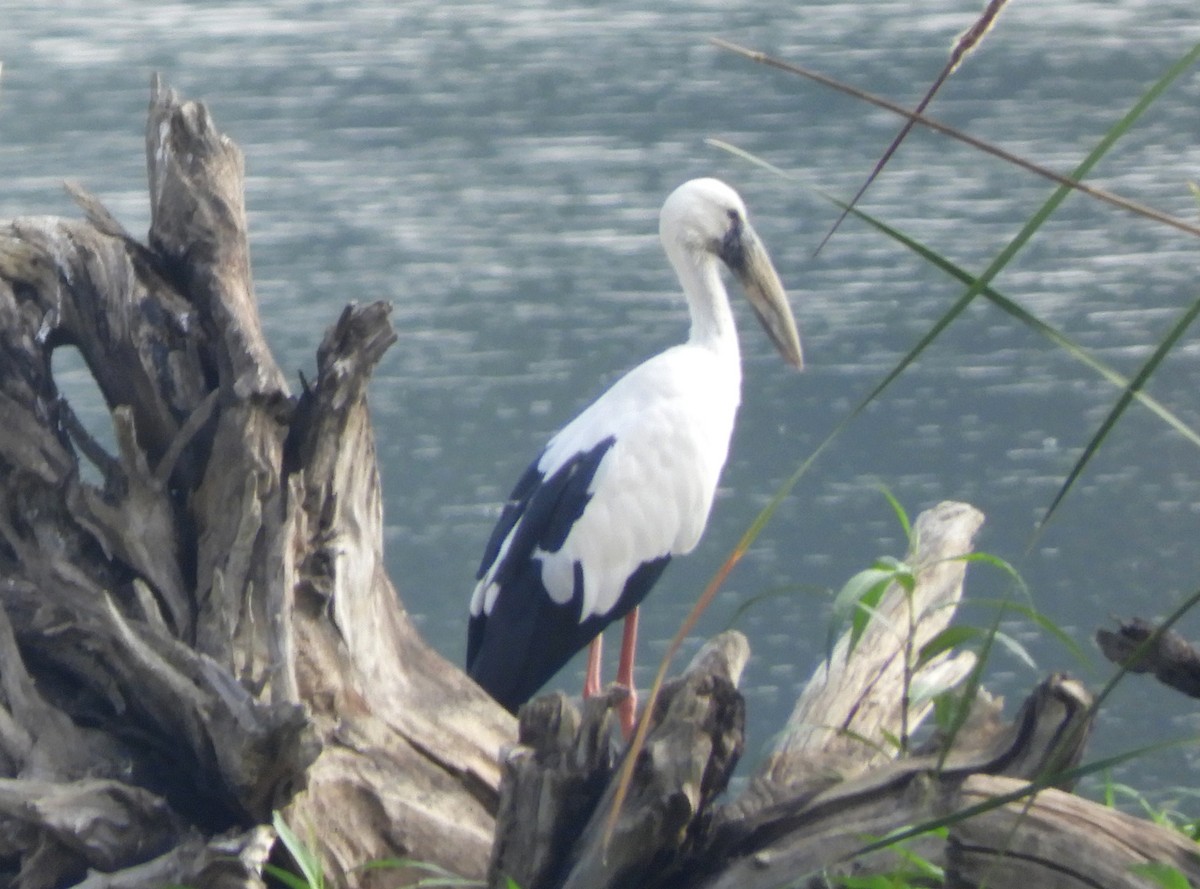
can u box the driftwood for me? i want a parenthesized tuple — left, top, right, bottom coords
(0, 78, 510, 889)
(2, 81, 1199, 889)
(1098, 617, 1200, 700)
(490, 503, 1200, 889)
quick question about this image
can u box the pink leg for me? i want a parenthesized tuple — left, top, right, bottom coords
(615, 608, 639, 739)
(583, 635, 603, 699)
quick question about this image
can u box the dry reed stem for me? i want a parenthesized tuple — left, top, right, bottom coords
(811, 0, 1011, 254)
(710, 38, 1200, 242)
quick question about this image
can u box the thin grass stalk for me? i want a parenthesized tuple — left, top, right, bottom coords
(832, 197, 1200, 451)
(812, 0, 1011, 255)
(814, 38, 1196, 439)
(710, 38, 1200, 242)
(637, 50, 1198, 836)
(1040, 293, 1200, 525)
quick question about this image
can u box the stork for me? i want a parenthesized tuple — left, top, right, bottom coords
(467, 178, 803, 735)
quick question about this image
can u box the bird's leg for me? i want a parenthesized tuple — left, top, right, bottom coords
(583, 635, 603, 699)
(615, 608, 639, 739)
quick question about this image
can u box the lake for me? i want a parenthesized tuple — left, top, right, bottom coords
(3, 0, 1200, 803)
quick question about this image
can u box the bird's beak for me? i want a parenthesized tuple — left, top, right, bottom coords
(734, 225, 804, 370)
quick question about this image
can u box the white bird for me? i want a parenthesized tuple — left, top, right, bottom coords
(467, 178, 803, 735)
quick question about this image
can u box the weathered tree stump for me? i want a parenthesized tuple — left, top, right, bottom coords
(490, 502, 1200, 889)
(2, 80, 1198, 889)
(0, 78, 511, 889)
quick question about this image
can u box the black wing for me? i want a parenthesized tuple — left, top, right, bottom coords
(467, 435, 670, 711)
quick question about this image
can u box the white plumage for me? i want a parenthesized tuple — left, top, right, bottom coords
(467, 178, 803, 729)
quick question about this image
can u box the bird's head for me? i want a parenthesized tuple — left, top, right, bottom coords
(660, 178, 804, 369)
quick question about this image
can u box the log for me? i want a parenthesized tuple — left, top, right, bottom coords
(0, 78, 511, 889)
(1097, 617, 1200, 699)
(487, 632, 748, 889)
(699, 673, 1096, 889)
(948, 774, 1200, 888)
(489, 502, 1200, 889)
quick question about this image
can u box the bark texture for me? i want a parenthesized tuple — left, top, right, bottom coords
(0, 78, 511, 889)
(1098, 617, 1200, 700)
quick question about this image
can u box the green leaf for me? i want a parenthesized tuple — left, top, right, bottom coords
(832, 566, 894, 657)
(1129, 862, 1192, 889)
(916, 625, 980, 669)
(1042, 291, 1200, 527)
(272, 811, 324, 889)
(878, 727, 902, 752)
(991, 628, 1037, 671)
(264, 864, 318, 889)
(829, 556, 916, 661)
(891, 839, 946, 879)
(830, 567, 891, 620)
(920, 623, 1037, 673)
(877, 485, 913, 542)
(963, 594, 1087, 666)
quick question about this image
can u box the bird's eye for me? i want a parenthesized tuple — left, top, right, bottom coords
(722, 207, 744, 247)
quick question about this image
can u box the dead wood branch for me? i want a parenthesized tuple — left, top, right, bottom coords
(1097, 616, 1200, 700)
(0, 78, 511, 889)
(490, 502, 1200, 889)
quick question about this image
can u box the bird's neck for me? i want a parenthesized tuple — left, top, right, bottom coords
(674, 249, 740, 365)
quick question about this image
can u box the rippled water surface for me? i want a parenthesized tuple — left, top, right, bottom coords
(4, 0, 1200, 800)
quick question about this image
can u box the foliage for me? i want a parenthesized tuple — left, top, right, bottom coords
(708, 5, 1200, 884)
(829, 828, 946, 888)
(267, 811, 489, 889)
(268, 811, 326, 889)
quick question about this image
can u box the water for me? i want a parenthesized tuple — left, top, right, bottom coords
(4, 0, 1200, 806)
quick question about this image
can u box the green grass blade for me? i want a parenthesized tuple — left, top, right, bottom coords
(264, 864, 318, 889)
(604, 441, 833, 845)
(272, 811, 324, 889)
(719, 41, 1200, 435)
(964, 594, 1088, 666)
(813, 0, 1011, 256)
(844, 41, 1200, 521)
(357, 858, 484, 888)
(709, 44, 1200, 241)
(878, 485, 913, 541)
(721, 582, 827, 631)
(1129, 862, 1192, 889)
(1041, 293, 1200, 525)
(837, 202, 1200, 451)
(1090, 583, 1200, 717)
(916, 624, 1034, 674)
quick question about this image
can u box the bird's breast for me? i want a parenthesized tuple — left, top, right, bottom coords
(535, 345, 740, 621)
